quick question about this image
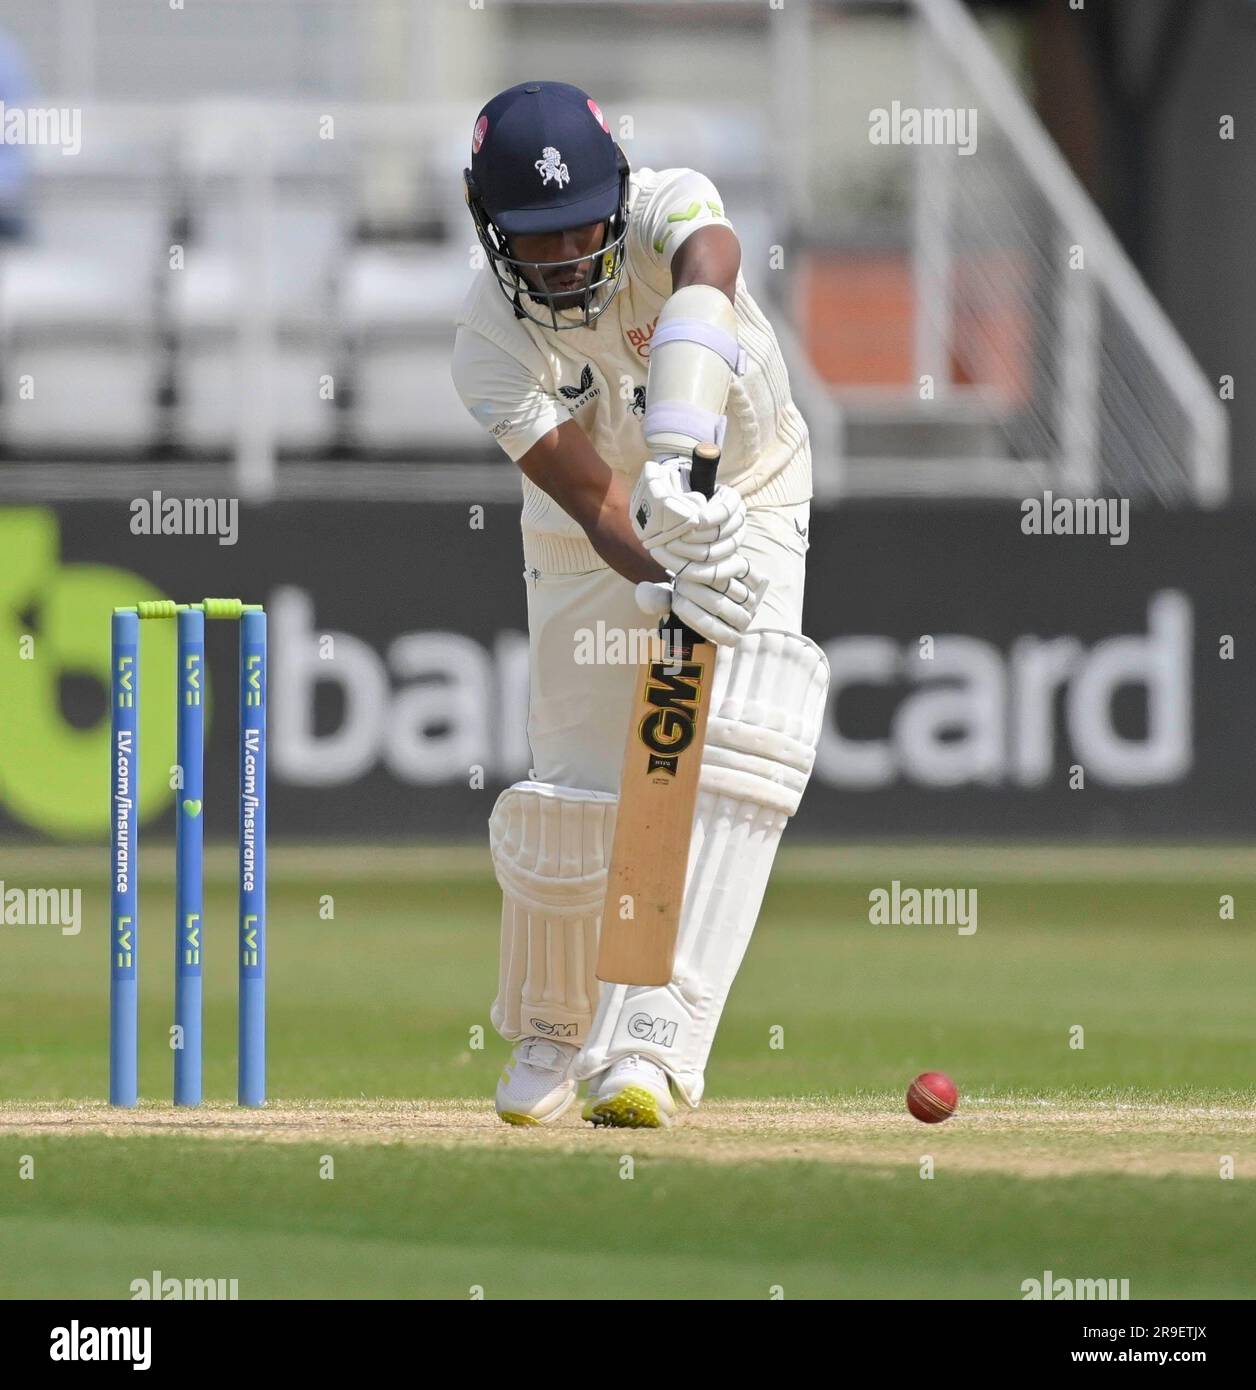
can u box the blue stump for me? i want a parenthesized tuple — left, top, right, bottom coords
(110, 610, 140, 1107)
(238, 610, 267, 1107)
(174, 606, 205, 1105)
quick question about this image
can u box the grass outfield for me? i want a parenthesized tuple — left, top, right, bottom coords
(1, 842, 1254, 1299)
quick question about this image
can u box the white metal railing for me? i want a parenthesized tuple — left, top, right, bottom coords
(903, 0, 1227, 505)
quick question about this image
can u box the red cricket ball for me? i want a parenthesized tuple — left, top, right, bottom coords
(907, 1071, 959, 1123)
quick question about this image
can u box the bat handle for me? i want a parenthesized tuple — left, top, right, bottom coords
(689, 440, 720, 501)
(664, 442, 722, 655)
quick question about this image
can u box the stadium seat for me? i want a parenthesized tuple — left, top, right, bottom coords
(341, 244, 486, 454)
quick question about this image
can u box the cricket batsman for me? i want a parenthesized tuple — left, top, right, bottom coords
(452, 81, 829, 1128)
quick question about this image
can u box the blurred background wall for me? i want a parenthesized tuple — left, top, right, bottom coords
(0, 0, 1250, 845)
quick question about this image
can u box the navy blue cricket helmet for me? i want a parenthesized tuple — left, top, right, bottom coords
(463, 81, 631, 330)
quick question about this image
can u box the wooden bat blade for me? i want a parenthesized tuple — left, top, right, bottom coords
(597, 638, 716, 985)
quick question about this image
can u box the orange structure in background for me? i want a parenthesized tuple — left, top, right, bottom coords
(797, 251, 1033, 403)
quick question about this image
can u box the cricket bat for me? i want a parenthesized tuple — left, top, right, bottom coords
(597, 441, 722, 985)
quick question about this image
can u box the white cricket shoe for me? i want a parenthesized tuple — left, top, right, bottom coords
(582, 1053, 677, 1129)
(495, 1037, 580, 1126)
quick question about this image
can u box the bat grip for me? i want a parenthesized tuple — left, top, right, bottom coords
(663, 443, 721, 657)
(689, 450, 718, 502)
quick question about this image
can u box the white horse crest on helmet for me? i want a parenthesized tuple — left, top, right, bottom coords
(535, 147, 570, 187)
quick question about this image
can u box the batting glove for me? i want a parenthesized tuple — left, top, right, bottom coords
(629, 457, 746, 569)
(634, 554, 770, 648)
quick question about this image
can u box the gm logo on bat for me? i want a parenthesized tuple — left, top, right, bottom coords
(637, 657, 705, 776)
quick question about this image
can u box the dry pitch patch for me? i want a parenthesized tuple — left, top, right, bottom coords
(2, 1097, 1253, 1179)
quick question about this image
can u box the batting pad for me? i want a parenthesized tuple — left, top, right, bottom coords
(489, 781, 617, 1046)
